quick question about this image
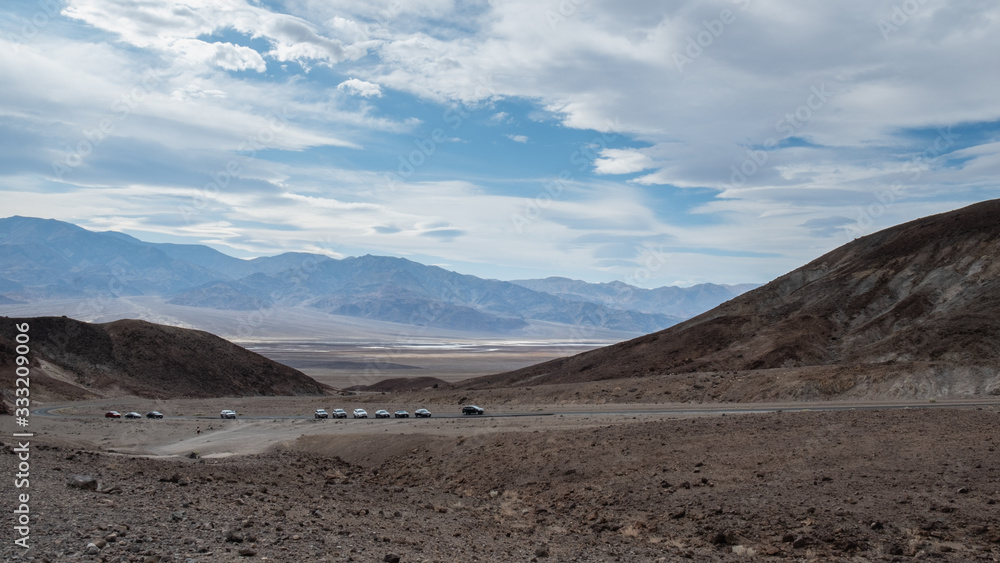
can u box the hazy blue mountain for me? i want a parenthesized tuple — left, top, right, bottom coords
(0, 216, 223, 298)
(169, 255, 682, 333)
(310, 287, 529, 332)
(0, 216, 740, 334)
(512, 277, 759, 319)
(101, 232, 333, 279)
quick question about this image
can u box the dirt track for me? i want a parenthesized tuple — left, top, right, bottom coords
(4, 398, 1000, 562)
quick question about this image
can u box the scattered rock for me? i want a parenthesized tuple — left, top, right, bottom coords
(384, 554, 401, 563)
(67, 475, 98, 491)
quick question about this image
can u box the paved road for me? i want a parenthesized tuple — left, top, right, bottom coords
(33, 399, 1000, 421)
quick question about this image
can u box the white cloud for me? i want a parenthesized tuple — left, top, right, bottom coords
(173, 39, 267, 73)
(282, 192, 383, 211)
(3, 0, 1000, 287)
(61, 0, 371, 69)
(594, 149, 656, 175)
(337, 78, 383, 98)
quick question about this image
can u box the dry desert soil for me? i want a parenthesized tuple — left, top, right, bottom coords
(4, 395, 1000, 563)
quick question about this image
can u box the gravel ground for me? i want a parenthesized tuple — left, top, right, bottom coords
(3, 406, 1000, 562)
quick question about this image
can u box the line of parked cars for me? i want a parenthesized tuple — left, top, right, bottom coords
(312, 406, 484, 419)
(314, 407, 436, 419)
(105, 411, 164, 419)
(105, 405, 485, 420)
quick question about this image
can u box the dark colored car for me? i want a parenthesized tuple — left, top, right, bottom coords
(146, 411, 164, 419)
(375, 410, 391, 419)
(104, 411, 121, 418)
(332, 409, 348, 418)
(123, 412, 142, 419)
(462, 405, 485, 415)
(414, 408, 432, 418)
(394, 410, 409, 418)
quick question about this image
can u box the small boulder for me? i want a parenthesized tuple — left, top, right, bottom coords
(67, 475, 98, 491)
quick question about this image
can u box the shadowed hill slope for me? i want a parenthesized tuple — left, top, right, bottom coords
(0, 317, 329, 400)
(463, 200, 1000, 391)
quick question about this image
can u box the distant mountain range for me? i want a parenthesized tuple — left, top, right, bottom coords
(466, 199, 1000, 398)
(0, 216, 756, 334)
(511, 277, 759, 319)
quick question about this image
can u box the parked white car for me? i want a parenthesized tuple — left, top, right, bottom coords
(353, 408, 368, 418)
(220, 409, 237, 419)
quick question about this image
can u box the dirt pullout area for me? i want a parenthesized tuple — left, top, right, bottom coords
(4, 407, 1000, 562)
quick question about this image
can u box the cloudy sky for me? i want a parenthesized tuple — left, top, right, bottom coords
(2, 0, 998, 286)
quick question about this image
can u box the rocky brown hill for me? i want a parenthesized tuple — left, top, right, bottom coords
(0, 316, 329, 401)
(466, 200, 1000, 394)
